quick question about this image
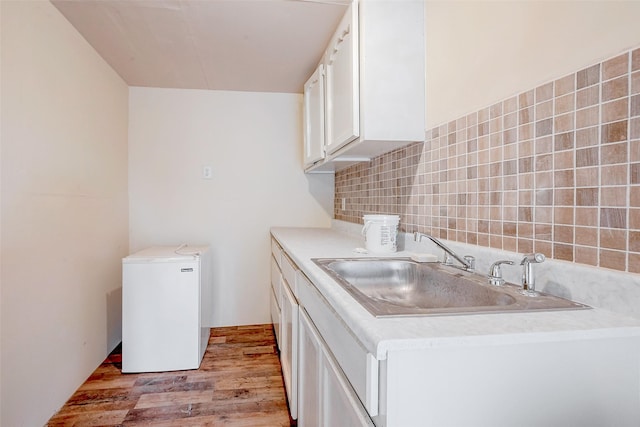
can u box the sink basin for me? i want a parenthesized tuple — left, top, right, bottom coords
(313, 258, 590, 317)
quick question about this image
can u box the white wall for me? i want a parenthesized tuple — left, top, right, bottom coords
(425, 1, 640, 128)
(128, 87, 333, 327)
(0, 1, 129, 426)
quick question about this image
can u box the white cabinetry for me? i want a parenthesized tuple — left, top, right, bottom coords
(324, 3, 359, 155)
(270, 240, 298, 419)
(280, 275, 298, 419)
(271, 236, 375, 425)
(377, 338, 640, 426)
(272, 229, 640, 427)
(299, 309, 374, 427)
(298, 270, 378, 417)
(304, 0, 425, 173)
(298, 308, 324, 426)
(303, 64, 326, 168)
(270, 254, 281, 348)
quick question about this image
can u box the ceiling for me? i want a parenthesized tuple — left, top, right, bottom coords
(51, 0, 349, 94)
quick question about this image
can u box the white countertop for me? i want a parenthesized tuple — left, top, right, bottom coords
(271, 226, 640, 360)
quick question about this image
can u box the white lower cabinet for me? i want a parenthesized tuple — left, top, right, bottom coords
(271, 239, 298, 419)
(299, 309, 374, 427)
(281, 276, 298, 419)
(273, 236, 373, 425)
(272, 233, 640, 427)
(378, 338, 640, 427)
(269, 285, 280, 349)
(298, 309, 323, 426)
(270, 256, 281, 349)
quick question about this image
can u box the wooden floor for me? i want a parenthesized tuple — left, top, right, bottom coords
(47, 324, 294, 426)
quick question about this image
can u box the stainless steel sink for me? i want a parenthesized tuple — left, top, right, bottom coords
(313, 258, 590, 317)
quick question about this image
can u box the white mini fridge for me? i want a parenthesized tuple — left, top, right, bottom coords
(122, 245, 212, 373)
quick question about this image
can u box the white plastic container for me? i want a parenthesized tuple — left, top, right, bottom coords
(362, 214, 400, 253)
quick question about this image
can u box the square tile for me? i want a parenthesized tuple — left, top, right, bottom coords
(554, 225, 574, 243)
(600, 207, 627, 229)
(554, 189, 575, 206)
(575, 226, 598, 246)
(603, 53, 629, 80)
(602, 76, 629, 101)
(601, 141, 628, 165)
(577, 63, 600, 89)
(628, 252, 640, 273)
(576, 187, 598, 206)
(576, 106, 599, 129)
(601, 186, 627, 207)
(518, 238, 534, 253)
(554, 170, 574, 188)
(601, 164, 627, 186)
(519, 90, 535, 108)
(554, 150, 574, 170)
(555, 93, 575, 115)
(536, 100, 554, 120)
(504, 96, 518, 114)
(555, 73, 576, 96)
(602, 98, 629, 123)
(576, 86, 600, 109)
(600, 249, 626, 270)
(601, 120, 628, 144)
(536, 82, 554, 102)
(554, 243, 574, 261)
(575, 246, 598, 266)
(536, 119, 554, 137)
(576, 127, 599, 147)
(575, 168, 599, 187)
(632, 94, 640, 117)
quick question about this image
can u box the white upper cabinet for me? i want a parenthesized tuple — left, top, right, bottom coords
(324, 3, 360, 156)
(304, 0, 425, 173)
(303, 64, 326, 168)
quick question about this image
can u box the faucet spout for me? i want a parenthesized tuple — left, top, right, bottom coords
(414, 232, 473, 270)
(520, 253, 545, 296)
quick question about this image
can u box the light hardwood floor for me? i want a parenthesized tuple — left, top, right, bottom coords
(47, 324, 294, 426)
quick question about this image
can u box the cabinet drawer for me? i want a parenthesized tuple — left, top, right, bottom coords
(297, 271, 378, 416)
(271, 238, 282, 268)
(270, 256, 282, 307)
(281, 253, 298, 297)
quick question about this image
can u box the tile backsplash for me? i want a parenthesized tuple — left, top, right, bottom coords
(335, 46, 640, 274)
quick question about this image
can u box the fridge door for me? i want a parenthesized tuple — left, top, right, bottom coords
(122, 259, 200, 373)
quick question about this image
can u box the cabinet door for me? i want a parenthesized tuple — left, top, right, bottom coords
(325, 3, 359, 155)
(303, 64, 325, 167)
(322, 343, 374, 427)
(298, 308, 373, 427)
(298, 310, 322, 427)
(281, 280, 298, 419)
(270, 286, 281, 350)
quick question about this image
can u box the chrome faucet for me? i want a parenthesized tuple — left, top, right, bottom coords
(414, 232, 474, 271)
(520, 253, 546, 296)
(488, 260, 514, 286)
